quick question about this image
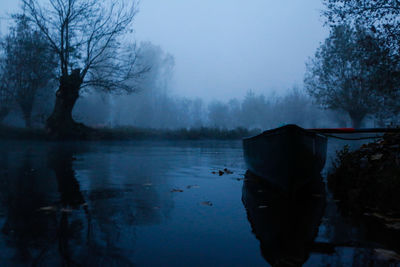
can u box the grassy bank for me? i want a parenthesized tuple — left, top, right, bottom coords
(0, 125, 261, 141)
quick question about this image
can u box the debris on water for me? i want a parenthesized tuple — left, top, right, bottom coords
(223, 168, 233, 174)
(373, 248, 400, 261)
(212, 168, 234, 176)
(60, 208, 73, 213)
(171, 189, 183, 193)
(186, 185, 200, 189)
(363, 212, 400, 223)
(200, 201, 213, 206)
(364, 212, 400, 230)
(386, 222, 400, 230)
(38, 206, 57, 212)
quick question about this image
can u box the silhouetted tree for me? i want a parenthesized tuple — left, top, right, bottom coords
(208, 100, 231, 128)
(323, 0, 400, 123)
(324, 0, 400, 46)
(240, 91, 271, 129)
(22, 0, 146, 137)
(304, 25, 392, 128)
(0, 72, 14, 123)
(1, 14, 57, 128)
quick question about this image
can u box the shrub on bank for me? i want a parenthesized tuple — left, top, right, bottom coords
(328, 133, 400, 218)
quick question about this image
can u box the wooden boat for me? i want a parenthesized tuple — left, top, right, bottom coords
(242, 124, 327, 191)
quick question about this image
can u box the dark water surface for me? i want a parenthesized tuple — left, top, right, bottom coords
(0, 139, 398, 266)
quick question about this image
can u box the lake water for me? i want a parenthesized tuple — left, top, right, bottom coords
(0, 139, 398, 266)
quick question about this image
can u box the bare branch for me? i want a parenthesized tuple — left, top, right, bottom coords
(22, 0, 142, 93)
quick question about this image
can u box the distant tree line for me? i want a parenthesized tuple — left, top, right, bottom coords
(75, 84, 349, 130)
(305, 0, 400, 128)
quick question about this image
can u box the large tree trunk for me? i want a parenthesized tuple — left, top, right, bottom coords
(19, 93, 35, 128)
(23, 113, 32, 128)
(348, 110, 366, 129)
(46, 69, 90, 139)
(0, 107, 10, 124)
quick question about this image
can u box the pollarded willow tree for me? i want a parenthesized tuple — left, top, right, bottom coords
(323, 0, 400, 121)
(22, 0, 147, 137)
(304, 25, 393, 128)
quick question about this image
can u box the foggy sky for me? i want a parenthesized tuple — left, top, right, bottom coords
(0, 0, 327, 101)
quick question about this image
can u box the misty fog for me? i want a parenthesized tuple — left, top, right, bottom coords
(0, 40, 362, 130)
(0, 0, 397, 132)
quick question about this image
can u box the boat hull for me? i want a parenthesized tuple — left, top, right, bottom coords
(242, 125, 327, 191)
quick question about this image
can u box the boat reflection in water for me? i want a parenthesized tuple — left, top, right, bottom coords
(242, 171, 326, 266)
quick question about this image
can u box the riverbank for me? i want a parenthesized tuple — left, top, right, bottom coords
(0, 125, 260, 141)
(328, 132, 400, 233)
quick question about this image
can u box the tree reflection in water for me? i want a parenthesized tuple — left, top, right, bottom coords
(0, 142, 172, 266)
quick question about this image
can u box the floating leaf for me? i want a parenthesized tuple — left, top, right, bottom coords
(171, 189, 183, 193)
(60, 208, 73, 213)
(386, 222, 400, 230)
(374, 248, 400, 261)
(200, 201, 213, 206)
(38, 206, 57, 212)
(364, 212, 400, 222)
(223, 168, 233, 174)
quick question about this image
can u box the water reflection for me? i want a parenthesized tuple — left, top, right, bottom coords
(242, 171, 326, 266)
(0, 142, 175, 265)
(0, 140, 398, 266)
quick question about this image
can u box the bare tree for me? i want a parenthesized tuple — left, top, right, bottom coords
(22, 0, 146, 137)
